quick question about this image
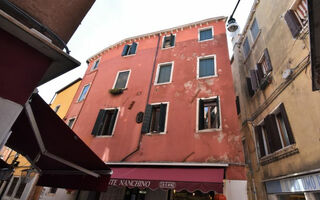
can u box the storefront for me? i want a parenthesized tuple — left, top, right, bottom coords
(265, 171, 320, 200)
(100, 166, 226, 200)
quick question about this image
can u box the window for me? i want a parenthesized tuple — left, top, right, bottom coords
(243, 37, 250, 58)
(6, 177, 19, 197)
(113, 70, 130, 89)
(284, 0, 308, 38)
(198, 97, 220, 131)
(254, 103, 295, 158)
(78, 84, 90, 102)
(67, 118, 76, 128)
(199, 27, 213, 41)
(54, 105, 60, 113)
(121, 42, 137, 56)
(14, 182, 26, 198)
(91, 108, 119, 136)
(91, 59, 100, 71)
(162, 34, 175, 48)
(250, 18, 260, 41)
(155, 62, 173, 84)
(141, 103, 168, 134)
(249, 49, 273, 93)
(198, 56, 216, 78)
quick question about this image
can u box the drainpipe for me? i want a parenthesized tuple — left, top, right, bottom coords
(121, 33, 161, 162)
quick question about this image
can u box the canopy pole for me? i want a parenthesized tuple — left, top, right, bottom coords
(25, 101, 100, 178)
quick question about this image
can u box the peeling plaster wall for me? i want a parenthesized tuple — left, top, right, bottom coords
(67, 19, 245, 181)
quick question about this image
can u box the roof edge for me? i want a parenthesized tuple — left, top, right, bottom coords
(87, 16, 227, 62)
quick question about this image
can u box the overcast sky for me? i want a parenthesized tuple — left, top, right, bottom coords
(38, 0, 254, 103)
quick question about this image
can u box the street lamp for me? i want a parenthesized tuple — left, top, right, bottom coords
(227, 0, 241, 32)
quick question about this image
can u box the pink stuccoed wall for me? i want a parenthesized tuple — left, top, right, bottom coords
(66, 19, 246, 180)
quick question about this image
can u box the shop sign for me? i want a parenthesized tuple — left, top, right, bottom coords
(159, 181, 176, 189)
(266, 172, 320, 193)
(109, 179, 151, 188)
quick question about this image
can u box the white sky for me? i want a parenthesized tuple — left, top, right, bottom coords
(38, 0, 254, 103)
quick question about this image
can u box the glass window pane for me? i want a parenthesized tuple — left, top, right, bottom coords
(78, 85, 90, 102)
(200, 29, 213, 41)
(114, 71, 129, 89)
(7, 177, 19, 196)
(68, 118, 75, 128)
(243, 37, 250, 58)
(14, 182, 26, 198)
(250, 19, 260, 41)
(199, 58, 214, 77)
(157, 64, 172, 83)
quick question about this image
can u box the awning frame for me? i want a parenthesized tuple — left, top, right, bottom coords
(25, 100, 101, 178)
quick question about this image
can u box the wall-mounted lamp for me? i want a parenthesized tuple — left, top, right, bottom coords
(227, 0, 241, 33)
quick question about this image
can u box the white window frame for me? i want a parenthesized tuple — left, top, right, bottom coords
(146, 102, 169, 135)
(67, 117, 77, 129)
(77, 84, 91, 102)
(90, 58, 100, 71)
(95, 107, 120, 137)
(196, 96, 222, 133)
(161, 33, 176, 49)
(154, 61, 174, 85)
(122, 42, 139, 57)
(198, 26, 214, 42)
(197, 54, 217, 79)
(112, 70, 131, 89)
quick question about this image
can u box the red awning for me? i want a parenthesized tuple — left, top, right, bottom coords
(109, 167, 224, 193)
(6, 94, 111, 191)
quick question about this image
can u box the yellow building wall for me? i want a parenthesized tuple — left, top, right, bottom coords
(50, 79, 81, 119)
(1, 147, 31, 176)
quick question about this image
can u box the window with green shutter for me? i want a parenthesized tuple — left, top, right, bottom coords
(156, 63, 173, 84)
(121, 42, 138, 56)
(198, 56, 215, 78)
(141, 103, 168, 134)
(198, 97, 220, 131)
(199, 27, 213, 41)
(162, 34, 175, 48)
(114, 70, 130, 89)
(92, 108, 119, 136)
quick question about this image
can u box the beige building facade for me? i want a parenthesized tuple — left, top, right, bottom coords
(231, 0, 320, 199)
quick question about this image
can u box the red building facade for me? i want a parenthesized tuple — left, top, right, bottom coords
(66, 17, 246, 199)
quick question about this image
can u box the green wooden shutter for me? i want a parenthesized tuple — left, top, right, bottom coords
(198, 99, 204, 130)
(264, 49, 273, 73)
(279, 103, 295, 144)
(235, 96, 240, 115)
(250, 70, 259, 91)
(246, 77, 254, 97)
(256, 63, 264, 82)
(284, 10, 302, 38)
(254, 126, 266, 157)
(91, 109, 107, 135)
(121, 45, 129, 56)
(129, 42, 137, 54)
(107, 109, 118, 135)
(141, 104, 152, 133)
(264, 114, 282, 153)
(170, 34, 175, 47)
(159, 104, 167, 132)
(216, 98, 220, 129)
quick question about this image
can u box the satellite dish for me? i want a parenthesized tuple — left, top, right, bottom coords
(282, 69, 293, 79)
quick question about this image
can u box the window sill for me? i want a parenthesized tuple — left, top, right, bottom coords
(198, 38, 214, 43)
(197, 128, 222, 133)
(154, 82, 171, 86)
(94, 135, 113, 138)
(122, 54, 136, 58)
(197, 74, 218, 80)
(161, 46, 175, 50)
(260, 144, 299, 166)
(144, 132, 166, 135)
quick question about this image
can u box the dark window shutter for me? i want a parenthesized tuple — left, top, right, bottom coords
(92, 110, 107, 135)
(121, 45, 129, 56)
(170, 34, 175, 46)
(216, 98, 220, 129)
(264, 49, 273, 73)
(159, 104, 167, 132)
(256, 63, 264, 82)
(129, 42, 137, 54)
(198, 99, 204, 130)
(141, 104, 152, 133)
(250, 70, 259, 91)
(284, 10, 302, 38)
(264, 114, 282, 153)
(107, 109, 118, 135)
(236, 96, 241, 115)
(254, 126, 266, 157)
(246, 77, 255, 97)
(279, 103, 295, 144)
